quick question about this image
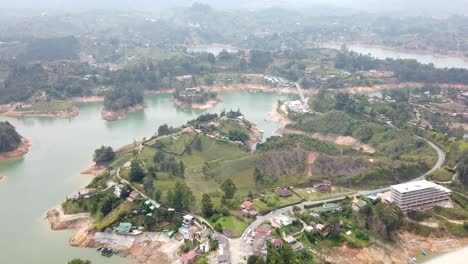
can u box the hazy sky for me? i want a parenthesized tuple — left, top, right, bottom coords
(0, 0, 466, 16)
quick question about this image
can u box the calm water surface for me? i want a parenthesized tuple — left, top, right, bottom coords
(324, 43, 468, 69)
(0, 92, 287, 264)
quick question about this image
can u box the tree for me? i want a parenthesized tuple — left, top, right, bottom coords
(254, 168, 264, 186)
(194, 137, 203, 151)
(100, 196, 115, 215)
(148, 165, 157, 179)
(372, 202, 404, 240)
(185, 143, 192, 154)
(129, 159, 145, 182)
(457, 153, 468, 187)
(153, 151, 166, 163)
(153, 189, 162, 201)
(92, 145, 115, 164)
(0, 121, 22, 153)
(68, 259, 91, 264)
(158, 124, 170, 135)
(179, 161, 185, 177)
(221, 179, 237, 202)
(201, 193, 214, 217)
(169, 181, 194, 211)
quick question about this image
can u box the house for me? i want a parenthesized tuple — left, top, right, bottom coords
(70, 188, 96, 201)
(127, 191, 143, 201)
(241, 201, 255, 211)
(115, 222, 132, 233)
(180, 249, 201, 264)
(352, 199, 367, 211)
(309, 203, 342, 215)
(304, 226, 314, 232)
(273, 238, 283, 250)
(276, 187, 292, 197)
(313, 180, 332, 192)
(254, 224, 272, 239)
(183, 214, 195, 227)
(273, 214, 294, 227)
(182, 127, 194, 133)
(284, 236, 303, 252)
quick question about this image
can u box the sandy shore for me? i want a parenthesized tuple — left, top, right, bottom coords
(268, 102, 291, 126)
(101, 102, 148, 121)
(209, 83, 297, 94)
(0, 138, 31, 162)
(336, 82, 468, 94)
(1, 106, 79, 118)
(68, 96, 104, 103)
(171, 96, 223, 110)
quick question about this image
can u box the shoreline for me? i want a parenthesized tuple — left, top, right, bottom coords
(101, 102, 148, 121)
(0, 137, 31, 162)
(171, 96, 223, 110)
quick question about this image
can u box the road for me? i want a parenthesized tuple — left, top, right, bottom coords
(228, 138, 445, 264)
(294, 82, 307, 104)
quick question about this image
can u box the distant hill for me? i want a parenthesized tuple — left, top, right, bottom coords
(16, 36, 80, 63)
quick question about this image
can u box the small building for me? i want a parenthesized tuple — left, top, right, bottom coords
(309, 203, 342, 215)
(255, 224, 272, 239)
(127, 191, 143, 201)
(313, 180, 332, 192)
(273, 214, 294, 227)
(276, 187, 292, 197)
(183, 214, 195, 226)
(284, 236, 303, 252)
(352, 199, 367, 211)
(390, 180, 451, 212)
(241, 201, 255, 211)
(115, 222, 132, 233)
(273, 238, 283, 250)
(69, 188, 96, 201)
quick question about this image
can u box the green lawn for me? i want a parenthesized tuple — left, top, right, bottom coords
(211, 215, 251, 238)
(19, 100, 73, 112)
(294, 187, 356, 201)
(253, 193, 302, 214)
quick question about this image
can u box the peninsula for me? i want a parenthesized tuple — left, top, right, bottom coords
(0, 121, 30, 162)
(172, 87, 223, 109)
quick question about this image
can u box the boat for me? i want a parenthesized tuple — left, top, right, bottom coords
(421, 249, 427, 256)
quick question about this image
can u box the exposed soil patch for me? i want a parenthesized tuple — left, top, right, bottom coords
(268, 102, 291, 126)
(0, 137, 31, 162)
(80, 163, 107, 176)
(45, 206, 97, 248)
(68, 96, 104, 103)
(278, 128, 375, 153)
(307, 152, 319, 177)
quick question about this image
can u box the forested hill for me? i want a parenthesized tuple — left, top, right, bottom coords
(16, 36, 80, 63)
(0, 121, 22, 153)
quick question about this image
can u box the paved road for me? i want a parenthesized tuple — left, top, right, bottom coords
(228, 138, 445, 264)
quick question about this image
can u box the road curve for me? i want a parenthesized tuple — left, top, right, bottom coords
(228, 138, 445, 263)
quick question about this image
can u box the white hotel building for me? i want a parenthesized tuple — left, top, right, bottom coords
(390, 180, 451, 212)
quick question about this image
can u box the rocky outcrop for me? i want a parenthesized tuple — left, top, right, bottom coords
(45, 206, 97, 247)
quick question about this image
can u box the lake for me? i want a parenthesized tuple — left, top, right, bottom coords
(0, 91, 288, 264)
(323, 43, 468, 69)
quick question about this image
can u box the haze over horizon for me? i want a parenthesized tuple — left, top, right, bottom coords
(0, 0, 467, 16)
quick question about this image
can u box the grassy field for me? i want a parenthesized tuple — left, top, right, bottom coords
(19, 100, 73, 112)
(253, 193, 302, 214)
(294, 187, 356, 201)
(211, 215, 251, 237)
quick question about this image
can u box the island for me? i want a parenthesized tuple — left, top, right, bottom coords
(101, 84, 147, 121)
(0, 121, 30, 162)
(172, 87, 223, 109)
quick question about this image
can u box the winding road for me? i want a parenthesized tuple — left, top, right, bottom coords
(228, 138, 446, 264)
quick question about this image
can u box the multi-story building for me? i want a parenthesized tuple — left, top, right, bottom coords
(390, 180, 451, 212)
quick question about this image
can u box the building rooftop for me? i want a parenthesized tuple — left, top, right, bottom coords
(391, 180, 451, 194)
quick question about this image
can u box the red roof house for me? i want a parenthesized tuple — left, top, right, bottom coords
(276, 187, 292, 197)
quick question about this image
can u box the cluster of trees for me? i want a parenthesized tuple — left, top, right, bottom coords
(166, 181, 193, 211)
(103, 84, 144, 111)
(0, 121, 22, 153)
(153, 151, 185, 177)
(92, 146, 115, 164)
(227, 129, 250, 144)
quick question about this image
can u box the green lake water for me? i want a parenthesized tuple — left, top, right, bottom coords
(0, 92, 288, 264)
